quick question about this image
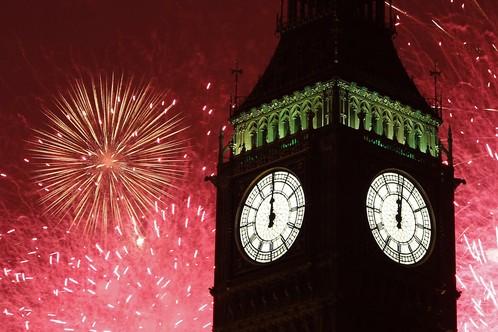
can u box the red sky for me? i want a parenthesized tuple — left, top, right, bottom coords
(1, 1, 498, 330)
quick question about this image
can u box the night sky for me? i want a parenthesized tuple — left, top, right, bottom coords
(0, 1, 279, 175)
(1, 1, 497, 331)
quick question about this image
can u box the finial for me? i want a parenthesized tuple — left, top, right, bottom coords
(230, 59, 243, 117)
(430, 62, 443, 118)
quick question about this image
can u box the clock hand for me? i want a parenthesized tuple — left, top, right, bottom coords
(268, 173, 276, 228)
(396, 176, 403, 229)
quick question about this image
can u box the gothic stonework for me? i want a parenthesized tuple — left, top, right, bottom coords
(231, 80, 441, 159)
(213, 1, 456, 331)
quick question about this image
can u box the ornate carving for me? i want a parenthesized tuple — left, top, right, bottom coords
(229, 79, 441, 160)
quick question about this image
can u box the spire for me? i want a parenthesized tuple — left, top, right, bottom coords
(230, 59, 243, 117)
(430, 62, 443, 119)
(235, 0, 431, 116)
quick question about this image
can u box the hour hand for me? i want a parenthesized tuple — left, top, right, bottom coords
(268, 197, 275, 228)
(268, 173, 276, 228)
(395, 200, 402, 229)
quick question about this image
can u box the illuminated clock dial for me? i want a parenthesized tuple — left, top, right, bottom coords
(366, 170, 433, 265)
(238, 169, 305, 263)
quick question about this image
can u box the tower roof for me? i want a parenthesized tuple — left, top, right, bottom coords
(234, 0, 432, 116)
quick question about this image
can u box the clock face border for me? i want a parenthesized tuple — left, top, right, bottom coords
(235, 168, 306, 264)
(365, 169, 435, 266)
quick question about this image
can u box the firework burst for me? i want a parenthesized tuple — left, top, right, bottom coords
(0, 194, 214, 331)
(30, 74, 188, 235)
(395, 1, 498, 330)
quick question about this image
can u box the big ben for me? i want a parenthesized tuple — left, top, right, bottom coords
(210, 1, 458, 331)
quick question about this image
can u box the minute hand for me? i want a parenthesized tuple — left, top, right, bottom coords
(396, 177, 403, 229)
(268, 173, 276, 228)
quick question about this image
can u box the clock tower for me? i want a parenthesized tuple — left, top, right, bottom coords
(211, 1, 458, 331)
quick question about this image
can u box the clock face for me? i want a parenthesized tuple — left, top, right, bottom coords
(366, 171, 433, 265)
(237, 169, 305, 263)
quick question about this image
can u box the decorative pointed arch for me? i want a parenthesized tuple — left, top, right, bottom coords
(268, 114, 279, 143)
(312, 95, 324, 128)
(381, 109, 393, 138)
(348, 96, 360, 129)
(290, 104, 302, 134)
(279, 109, 291, 139)
(258, 117, 269, 146)
(246, 121, 258, 150)
(301, 100, 312, 130)
(371, 105, 382, 134)
(403, 119, 415, 148)
(229, 80, 441, 158)
(360, 100, 370, 131)
(414, 122, 425, 152)
(393, 114, 404, 143)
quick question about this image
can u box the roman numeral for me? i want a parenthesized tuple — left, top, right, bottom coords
(383, 236, 391, 250)
(240, 221, 255, 228)
(413, 206, 426, 213)
(281, 236, 289, 250)
(414, 235, 421, 244)
(287, 222, 300, 229)
(415, 223, 429, 230)
(367, 205, 382, 213)
(244, 203, 258, 210)
(290, 205, 304, 212)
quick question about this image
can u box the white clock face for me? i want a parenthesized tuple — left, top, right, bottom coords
(238, 169, 305, 263)
(366, 171, 433, 265)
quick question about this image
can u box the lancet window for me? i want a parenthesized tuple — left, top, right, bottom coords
(230, 80, 441, 158)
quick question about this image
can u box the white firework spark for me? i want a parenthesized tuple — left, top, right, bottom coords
(30, 74, 188, 235)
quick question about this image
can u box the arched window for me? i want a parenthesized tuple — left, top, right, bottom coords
(382, 110, 392, 138)
(258, 118, 268, 146)
(371, 109, 380, 134)
(404, 120, 414, 148)
(414, 123, 425, 152)
(383, 118, 389, 137)
(313, 97, 323, 128)
(393, 115, 403, 143)
(279, 109, 290, 139)
(325, 92, 333, 125)
(302, 101, 312, 130)
(414, 131, 421, 151)
(293, 114, 301, 134)
(260, 125, 268, 146)
(348, 96, 360, 129)
(281, 117, 290, 138)
(360, 101, 370, 131)
(250, 131, 257, 150)
(290, 105, 301, 134)
(247, 122, 257, 150)
(269, 116, 279, 142)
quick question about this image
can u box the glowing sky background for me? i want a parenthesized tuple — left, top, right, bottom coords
(0, 1, 497, 331)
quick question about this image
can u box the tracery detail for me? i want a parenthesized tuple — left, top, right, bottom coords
(230, 80, 441, 158)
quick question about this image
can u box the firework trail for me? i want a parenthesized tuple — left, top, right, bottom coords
(0, 2, 267, 331)
(0, 193, 214, 331)
(2, 1, 497, 331)
(0, 72, 218, 331)
(395, 1, 498, 330)
(30, 74, 188, 236)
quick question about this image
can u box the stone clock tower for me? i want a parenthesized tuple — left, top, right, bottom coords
(210, 1, 458, 331)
